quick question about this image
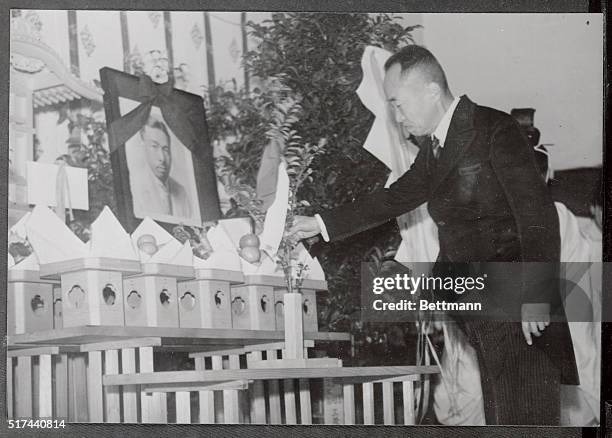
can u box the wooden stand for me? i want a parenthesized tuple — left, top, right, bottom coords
(230, 275, 281, 331)
(7, 269, 57, 335)
(40, 258, 140, 327)
(178, 269, 243, 329)
(123, 263, 194, 328)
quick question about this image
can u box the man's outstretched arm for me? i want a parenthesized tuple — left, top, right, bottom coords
(288, 145, 430, 242)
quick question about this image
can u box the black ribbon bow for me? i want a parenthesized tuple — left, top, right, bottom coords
(109, 75, 198, 153)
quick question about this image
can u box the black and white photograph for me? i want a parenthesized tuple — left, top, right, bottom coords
(3, 4, 608, 436)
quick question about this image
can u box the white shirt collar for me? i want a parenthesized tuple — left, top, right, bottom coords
(432, 96, 461, 148)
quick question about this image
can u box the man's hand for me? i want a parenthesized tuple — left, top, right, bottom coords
(287, 215, 321, 240)
(521, 303, 550, 345)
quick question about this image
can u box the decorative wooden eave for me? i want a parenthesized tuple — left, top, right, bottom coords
(10, 32, 103, 107)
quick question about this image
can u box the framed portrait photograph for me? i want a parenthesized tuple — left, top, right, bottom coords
(99, 67, 221, 231)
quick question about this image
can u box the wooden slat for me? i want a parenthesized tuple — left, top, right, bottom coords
(32, 356, 39, 418)
(38, 354, 53, 418)
(87, 351, 104, 422)
(363, 382, 375, 425)
(223, 355, 240, 423)
(68, 354, 88, 421)
(195, 357, 214, 423)
(266, 350, 282, 424)
(402, 380, 415, 425)
(382, 381, 394, 425)
(121, 348, 138, 423)
(104, 350, 121, 422)
(53, 354, 69, 420)
(104, 366, 439, 386)
(247, 352, 266, 424)
(283, 293, 304, 360)
(175, 392, 191, 424)
(7, 357, 13, 418)
(342, 384, 355, 425)
(81, 337, 161, 352)
(139, 347, 167, 423)
(8, 325, 350, 347)
(211, 356, 223, 423)
(14, 356, 32, 418)
(323, 378, 343, 424)
(144, 381, 248, 393)
(298, 348, 312, 425)
(281, 349, 297, 424)
(189, 340, 315, 358)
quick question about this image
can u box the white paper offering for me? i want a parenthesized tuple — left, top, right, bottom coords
(259, 162, 289, 259)
(131, 217, 193, 265)
(292, 243, 325, 281)
(25, 205, 88, 264)
(10, 211, 31, 241)
(194, 224, 241, 271)
(9, 252, 40, 271)
(89, 207, 138, 260)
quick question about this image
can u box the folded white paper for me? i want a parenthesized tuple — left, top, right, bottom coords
(25, 205, 88, 264)
(89, 206, 138, 260)
(259, 162, 289, 258)
(10, 211, 31, 241)
(8, 254, 14, 268)
(131, 217, 193, 265)
(194, 224, 242, 271)
(9, 252, 40, 271)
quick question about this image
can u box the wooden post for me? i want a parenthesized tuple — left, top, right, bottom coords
(195, 357, 214, 423)
(38, 354, 53, 418)
(87, 351, 104, 422)
(402, 381, 415, 425)
(104, 350, 121, 422)
(382, 381, 394, 425)
(266, 350, 282, 424)
(342, 384, 355, 425)
(14, 356, 32, 418)
(53, 354, 69, 420)
(7, 357, 13, 418)
(323, 378, 344, 424)
(175, 391, 191, 424)
(283, 293, 304, 360)
(298, 347, 312, 425)
(68, 354, 88, 421)
(121, 348, 138, 423)
(223, 355, 241, 423)
(247, 352, 266, 423)
(211, 355, 224, 423)
(363, 382, 375, 425)
(139, 347, 167, 423)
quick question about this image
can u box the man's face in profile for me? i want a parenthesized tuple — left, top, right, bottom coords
(141, 125, 171, 182)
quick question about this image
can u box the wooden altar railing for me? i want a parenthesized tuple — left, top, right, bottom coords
(7, 326, 439, 424)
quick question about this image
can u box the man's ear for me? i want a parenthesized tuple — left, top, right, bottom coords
(426, 82, 442, 101)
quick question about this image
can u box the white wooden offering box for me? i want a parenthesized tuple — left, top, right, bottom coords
(123, 263, 195, 328)
(178, 268, 243, 329)
(39, 257, 141, 328)
(230, 274, 281, 330)
(7, 269, 57, 335)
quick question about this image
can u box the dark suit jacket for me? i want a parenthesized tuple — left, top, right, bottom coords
(319, 95, 578, 384)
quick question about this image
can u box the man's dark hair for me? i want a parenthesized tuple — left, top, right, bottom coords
(140, 116, 171, 143)
(384, 45, 449, 92)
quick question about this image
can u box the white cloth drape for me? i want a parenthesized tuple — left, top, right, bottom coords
(357, 45, 439, 265)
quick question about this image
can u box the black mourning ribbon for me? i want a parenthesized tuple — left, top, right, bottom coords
(109, 75, 198, 153)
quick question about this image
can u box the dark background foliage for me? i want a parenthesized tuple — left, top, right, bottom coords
(208, 13, 422, 364)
